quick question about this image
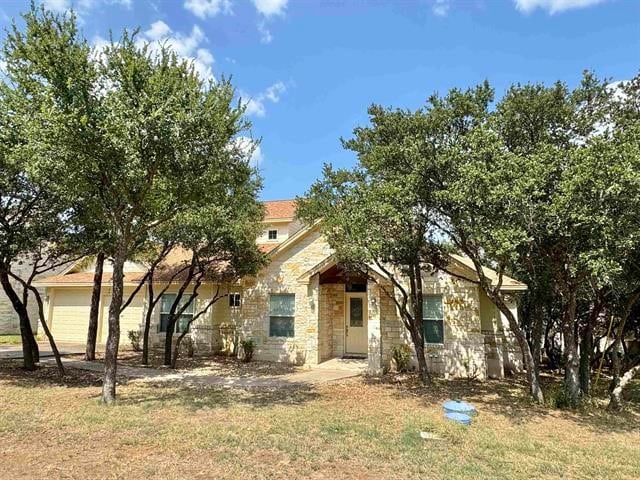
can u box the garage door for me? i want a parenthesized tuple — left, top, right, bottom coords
(50, 289, 92, 342)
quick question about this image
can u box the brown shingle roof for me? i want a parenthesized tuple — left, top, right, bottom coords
(35, 271, 146, 286)
(264, 199, 296, 220)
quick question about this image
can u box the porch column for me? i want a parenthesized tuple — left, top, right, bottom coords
(367, 280, 383, 374)
(304, 273, 321, 365)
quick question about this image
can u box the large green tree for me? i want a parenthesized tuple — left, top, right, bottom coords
(4, 7, 263, 404)
(298, 105, 460, 386)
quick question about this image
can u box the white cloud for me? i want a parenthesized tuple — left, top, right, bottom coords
(93, 21, 216, 82)
(514, 0, 607, 14)
(257, 21, 273, 44)
(432, 0, 450, 17)
(234, 136, 263, 167)
(239, 81, 287, 118)
(252, 0, 288, 17)
(43, 0, 131, 16)
(43, 0, 71, 13)
(183, 0, 232, 19)
(263, 81, 286, 102)
(137, 21, 215, 82)
(144, 20, 172, 40)
(241, 94, 266, 117)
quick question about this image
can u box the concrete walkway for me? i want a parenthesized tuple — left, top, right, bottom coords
(39, 356, 362, 388)
(0, 341, 88, 360)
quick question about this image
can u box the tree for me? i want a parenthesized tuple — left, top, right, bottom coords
(0, 66, 67, 370)
(419, 83, 546, 403)
(298, 106, 452, 385)
(4, 7, 263, 403)
(9, 243, 80, 377)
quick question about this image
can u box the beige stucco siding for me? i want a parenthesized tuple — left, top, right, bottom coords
(99, 286, 146, 346)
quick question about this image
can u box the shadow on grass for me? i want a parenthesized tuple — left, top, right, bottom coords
(116, 381, 321, 411)
(0, 358, 107, 389)
(364, 372, 640, 434)
(102, 351, 301, 377)
(0, 358, 321, 411)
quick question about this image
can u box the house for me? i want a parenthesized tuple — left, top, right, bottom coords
(0, 258, 67, 335)
(35, 199, 526, 379)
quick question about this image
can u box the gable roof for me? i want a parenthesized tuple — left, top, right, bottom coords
(264, 199, 297, 220)
(287, 226, 526, 291)
(448, 254, 527, 291)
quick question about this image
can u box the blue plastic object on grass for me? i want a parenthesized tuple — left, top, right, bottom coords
(442, 400, 477, 416)
(444, 412, 472, 425)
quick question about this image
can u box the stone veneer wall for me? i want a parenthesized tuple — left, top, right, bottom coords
(241, 229, 332, 365)
(374, 270, 489, 380)
(318, 283, 345, 361)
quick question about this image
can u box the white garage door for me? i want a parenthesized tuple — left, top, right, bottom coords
(50, 289, 92, 343)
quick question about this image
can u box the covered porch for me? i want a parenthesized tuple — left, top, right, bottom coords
(299, 256, 389, 374)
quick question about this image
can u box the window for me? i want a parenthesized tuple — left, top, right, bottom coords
(268, 229, 278, 240)
(159, 294, 194, 333)
(229, 292, 241, 308)
(423, 295, 444, 344)
(269, 293, 295, 337)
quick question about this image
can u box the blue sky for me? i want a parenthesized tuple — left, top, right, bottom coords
(1, 0, 638, 200)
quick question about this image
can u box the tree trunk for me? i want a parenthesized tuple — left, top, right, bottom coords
(407, 260, 429, 385)
(0, 270, 38, 370)
(561, 290, 581, 407)
(411, 326, 430, 385)
(142, 279, 154, 366)
(163, 316, 175, 367)
(531, 302, 544, 371)
(608, 364, 640, 411)
(101, 248, 126, 405)
(85, 252, 105, 361)
(579, 328, 593, 396)
(580, 299, 602, 396)
(32, 286, 65, 377)
(514, 320, 545, 404)
(488, 289, 544, 403)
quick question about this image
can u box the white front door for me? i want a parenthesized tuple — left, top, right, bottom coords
(345, 293, 368, 356)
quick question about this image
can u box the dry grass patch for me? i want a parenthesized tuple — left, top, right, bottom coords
(0, 362, 639, 479)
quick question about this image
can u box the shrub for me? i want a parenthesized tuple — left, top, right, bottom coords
(548, 383, 578, 410)
(182, 336, 195, 358)
(128, 330, 141, 352)
(240, 338, 256, 363)
(391, 344, 412, 372)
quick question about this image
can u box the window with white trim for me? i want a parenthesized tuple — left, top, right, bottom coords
(268, 229, 278, 240)
(269, 293, 295, 337)
(159, 294, 194, 333)
(423, 295, 444, 344)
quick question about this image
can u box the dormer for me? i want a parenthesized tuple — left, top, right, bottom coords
(258, 199, 302, 248)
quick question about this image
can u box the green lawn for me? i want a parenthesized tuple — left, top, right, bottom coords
(0, 335, 22, 345)
(0, 361, 638, 479)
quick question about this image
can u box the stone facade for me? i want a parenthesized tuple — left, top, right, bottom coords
(239, 228, 332, 365)
(41, 225, 523, 380)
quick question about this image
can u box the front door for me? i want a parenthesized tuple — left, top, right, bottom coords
(345, 293, 368, 356)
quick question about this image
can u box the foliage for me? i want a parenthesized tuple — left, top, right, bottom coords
(2, 5, 264, 403)
(127, 330, 141, 352)
(240, 338, 256, 363)
(181, 336, 195, 358)
(390, 344, 412, 373)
